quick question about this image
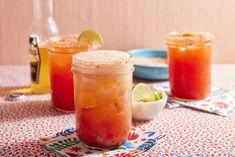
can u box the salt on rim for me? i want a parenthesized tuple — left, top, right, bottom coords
(48, 34, 82, 49)
(167, 32, 212, 42)
(72, 50, 133, 69)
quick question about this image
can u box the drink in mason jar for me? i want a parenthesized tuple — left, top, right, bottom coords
(29, 0, 59, 94)
(47, 35, 90, 111)
(72, 50, 134, 148)
(167, 32, 212, 100)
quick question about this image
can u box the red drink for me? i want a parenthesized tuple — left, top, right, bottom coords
(48, 35, 90, 111)
(167, 32, 212, 100)
(72, 50, 134, 148)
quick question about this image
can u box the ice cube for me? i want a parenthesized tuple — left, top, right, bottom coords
(78, 92, 97, 109)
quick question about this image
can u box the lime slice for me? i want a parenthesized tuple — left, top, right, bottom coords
(132, 83, 156, 102)
(154, 90, 162, 100)
(140, 98, 155, 102)
(78, 30, 104, 48)
(182, 33, 199, 37)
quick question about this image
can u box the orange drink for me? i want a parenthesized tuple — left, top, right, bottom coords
(167, 32, 212, 100)
(48, 35, 90, 111)
(72, 50, 134, 148)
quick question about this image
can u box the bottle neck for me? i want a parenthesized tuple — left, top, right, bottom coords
(33, 0, 53, 21)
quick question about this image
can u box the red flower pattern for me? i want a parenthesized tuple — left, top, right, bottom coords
(113, 152, 131, 157)
(69, 146, 81, 152)
(128, 132, 139, 141)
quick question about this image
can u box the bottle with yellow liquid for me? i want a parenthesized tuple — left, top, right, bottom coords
(29, 0, 59, 94)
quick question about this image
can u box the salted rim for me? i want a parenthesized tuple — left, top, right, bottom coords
(167, 32, 212, 41)
(48, 34, 82, 49)
(72, 50, 133, 69)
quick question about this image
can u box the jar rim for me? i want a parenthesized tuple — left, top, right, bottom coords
(48, 34, 79, 47)
(47, 34, 90, 54)
(72, 50, 134, 75)
(166, 32, 213, 47)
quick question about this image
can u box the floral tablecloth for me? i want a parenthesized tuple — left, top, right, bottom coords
(0, 65, 235, 156)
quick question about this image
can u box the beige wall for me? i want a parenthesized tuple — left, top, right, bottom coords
(1, 0, 235, 64)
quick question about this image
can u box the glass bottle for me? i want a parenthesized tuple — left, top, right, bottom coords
(29, 0, 59, 94)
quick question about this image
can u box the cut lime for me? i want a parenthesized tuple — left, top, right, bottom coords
(78, 30, 104, 48)
(182, 33, 199, 37)
(140, 98, 155, 102)
(132, 83, 156, 102)
(154, 90, 162, 100)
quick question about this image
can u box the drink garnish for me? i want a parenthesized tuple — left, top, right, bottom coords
(154, 90, 162, 100)
(132, 83, 163, 102)
(78, 30, 104, 49)
(182, 33, 199, 37)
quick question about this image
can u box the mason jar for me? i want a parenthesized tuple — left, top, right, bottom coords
(167, 32, 212, 100)
(47, 35, 90, 111)
(72, 50, 134, 148)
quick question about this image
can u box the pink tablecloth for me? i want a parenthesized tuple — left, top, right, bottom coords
(0, 65, 235, 156)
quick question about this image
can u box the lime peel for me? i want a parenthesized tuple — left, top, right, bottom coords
(182, 33, 199, 37)
(154, 90, 162, 101)
(132, 83, 163, 102)
(78, 30, 104, 49)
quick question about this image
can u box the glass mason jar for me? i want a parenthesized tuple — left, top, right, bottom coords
(72, 50, 134, 148)
(47, 35, 90, 111)
(167, 32, 212, 100)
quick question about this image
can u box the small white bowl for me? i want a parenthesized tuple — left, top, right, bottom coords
(132, 91, 167, 121)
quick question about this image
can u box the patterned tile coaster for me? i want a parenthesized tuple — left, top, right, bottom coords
(151, 83, 235, 116)
(39, 128, 165, 157)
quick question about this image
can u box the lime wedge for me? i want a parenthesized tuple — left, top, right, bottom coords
(182, 33, 199, 37)
(140, 98, 155, 102)
(132, 83, 156, 102)
(78, 30, 104, 48)
(154, 90, 162, 100)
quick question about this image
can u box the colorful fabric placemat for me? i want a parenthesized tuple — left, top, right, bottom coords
(151, 83, 235, 116)
(39, 128, 165, 157)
